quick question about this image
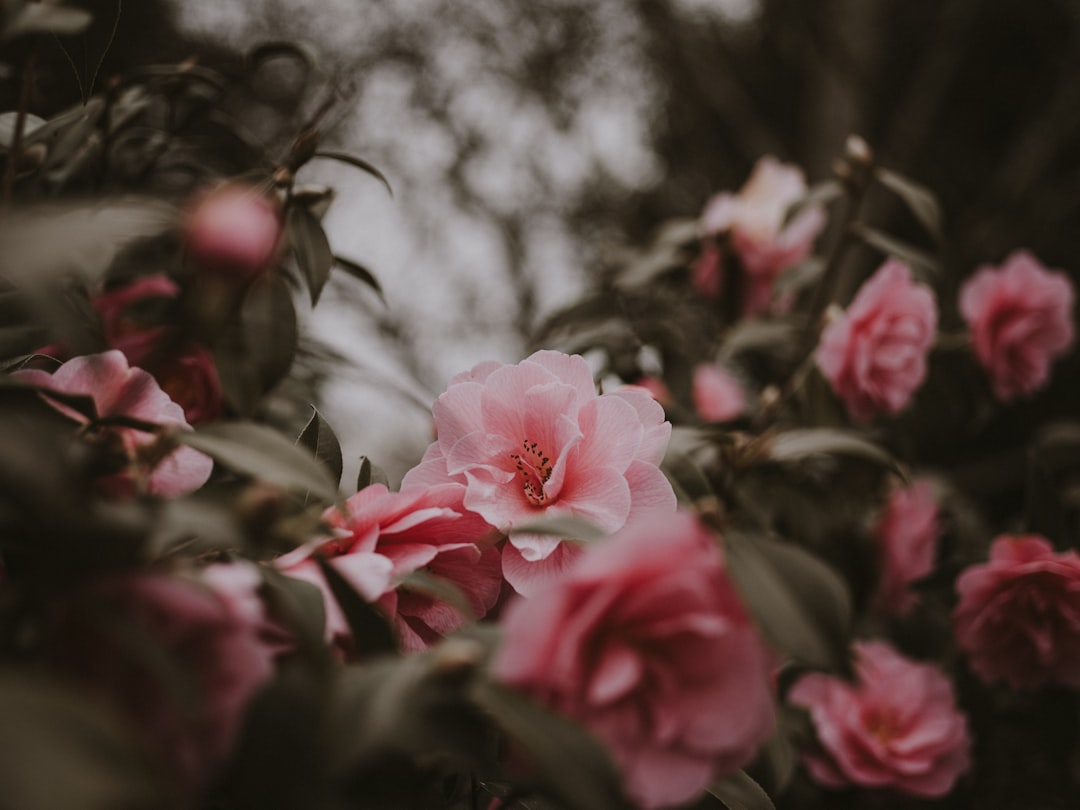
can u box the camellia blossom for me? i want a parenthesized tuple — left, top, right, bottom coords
(494, 511, 775, 809)
(875, 479, 941, 617)
(694, 156, 826, 316)
(789, 640, 970, 798)
(692, 363, 747, 423)
(401, 350, 677, 596)
(816, 260, 938, 422)
(275, 482, 501, 653)
(14, 350, 212, 497)
(184, 184, 282, 281)
(958, 250, 1075, 401)
(954, 535, 1080, 689)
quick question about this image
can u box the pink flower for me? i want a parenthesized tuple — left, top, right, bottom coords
(629, 376, 674, 409)
(494, 512, 775, 809)
(402, 350, 676, 596)
(954, 535, 1080, 689)
(49, 570, 283, 794)
(875, 480, 941, 617)
(184, 185, 282, 281)
(816, 260, 937, 422)
(692, 363, 747, 422)
(789, 640, 970, 798)
(698, 156, 826, 316)
(275, 483, 501, 653)
(15, 350, 212, 497)
(958, 250, 1075, 401)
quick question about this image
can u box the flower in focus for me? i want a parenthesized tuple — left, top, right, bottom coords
(402, 350, 676, 596)
(789, 640, 970, 797)
(696, 156, 826, 316)
(816, 259, 937, 422)
(184, 184, 282, 282)
(14, 350, 212, 497)
(953, 535, 1080, 689)
(494, 511, 775, 809)
(875, 479, 941, 617)
(958, 250, 1075, 401)
(275, 483, 501, 653)
(48, 569, 284, 795)
(692, 363, 747, 423)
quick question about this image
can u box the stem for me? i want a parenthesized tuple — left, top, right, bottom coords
(2, 40, 39, 208)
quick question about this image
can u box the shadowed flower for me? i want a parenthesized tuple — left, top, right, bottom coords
(494, 511, 775, 809)
(958, 250, 1074, 401)
(692, 363, 747, 423)
(402, 350, 676, 596)
(789, 640, 970, 798)
(875, 479, 941, 617)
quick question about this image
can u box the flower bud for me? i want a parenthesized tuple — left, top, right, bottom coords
(184, 185, 282, 282)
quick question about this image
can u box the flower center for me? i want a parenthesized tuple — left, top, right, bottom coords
(511, 439, 553, 506)
(864, 709, 899, 745)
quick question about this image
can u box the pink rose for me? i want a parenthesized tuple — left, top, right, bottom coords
(789, 640, 970, 798)
(14, 350, 212, 497)
(493, 512, 775, 809)
(692, 363, 747, 423)
(958, 250, 1075, 401)
(875, 479, 941, 617)
(275, 483, 502, 653)
(815, 259, 937, 422)
(402, 350, 676, 596)
(954, 535, 1080, 689)
(49, 569, 283, 794)
(697, 156, 826, 316)
(184, 185, 282, 281)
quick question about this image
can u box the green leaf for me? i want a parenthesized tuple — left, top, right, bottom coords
(471, 680, 630, 810)
(261, 568, 329, 658)
(718, 318, 804, 360)
(312, 151, 393, 197)
(3, 3, 93, 39)
(874, 168, 944, 244)
(768, 428, 904, 478)
(851, 224, 940, 277)
(334, 255, 385, 303)
(245, 40, 321, 74)
(723, 531, 852, 674)
(356, 455, 389, 492)
(287, 204, 334, 305)
(177, 421, 338, 502)
(785, 180, 842, 224)
(708, 770, 775, 810)
(510, 514, 606, 543)
(398, 569, 476, 621)
(297, 406, 343, 489)
(315, 555, 397, 658)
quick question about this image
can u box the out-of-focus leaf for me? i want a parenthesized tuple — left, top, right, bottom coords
(785, 180, 842, 224)
(875, 168, 944, 243)
(0, 673, 169, 810)
(510, 515, 605, 543)
(356, 455, 389, 492)
(246, 40, 321, 74)
(43, 97, 105, 171)
(3, 3, 92, 39)
(315, 555, 397, 658)
(708, 770, 775, 810)
(312, 151, 393, 197)
(126, 63, 228, 92)
(0, 323, 49, 360)
(334, 255, 385, 303)
(851, 224, 940, 276)
(471, 680, 630, 810)
(723, 531, 852, 674)
(0, 111, 45, 147)
(288, 204, 334, 305)
(297, 406, 343, 489)
(178, 421, 338, 502)
(661, 447, 715, 505)
(718, 318, 803, 360)
(261, 568, 329, 657)
(773, 257, 825, 298)
(767, 428, 903, 478)
(614, 218, 698, 289)
(399, 570, 476, 621)
(1025, 422, 1080, 539)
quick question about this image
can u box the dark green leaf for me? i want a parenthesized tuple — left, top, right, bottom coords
(261, 568, 330, 658)
(178, 421, 338, 502)
(708, 770, 775, 810)
(287, 204, 334, 305)
(356, 455, 389, 492)
(768, 428, 904, 478)
(297, 406, 343, 489)
(510, 514, 606, 543)
(0, 377, 99, 421)
(246, 40, 321, 74)
(315, 555, 397, 658)
(313, 151, 393, 197)
(773, 257, 825, 298)
(851, 224, 940, 277)
(334, 255, 385, 303)
(3, 3, 92, 39)
(718, 318, 804, 360)
(874, 168, 944, 244)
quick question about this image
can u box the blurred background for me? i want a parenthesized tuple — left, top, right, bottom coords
(39, 0, 1080, 479)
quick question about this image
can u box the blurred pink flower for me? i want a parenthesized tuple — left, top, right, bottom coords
(628, 375, 673, 409)
(954, 535, 1080, 689)
(816, 260, 937, 422)
(692, 363, 747, 422)
(696, 156, 826, 316)
(50, 570, 282, 794)
(494, 512, 775, 809)
(184, 185, 282, 281)
(15, 350, 212, 497)
(275, 483, 501, 653)
(958, 250, 1075, 401)
(402, 350, 676, 596)
(789, 640, 970, 798)
(875, 479, 941, 617)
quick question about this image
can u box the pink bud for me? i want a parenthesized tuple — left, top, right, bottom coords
(184, 185, 282, 281)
